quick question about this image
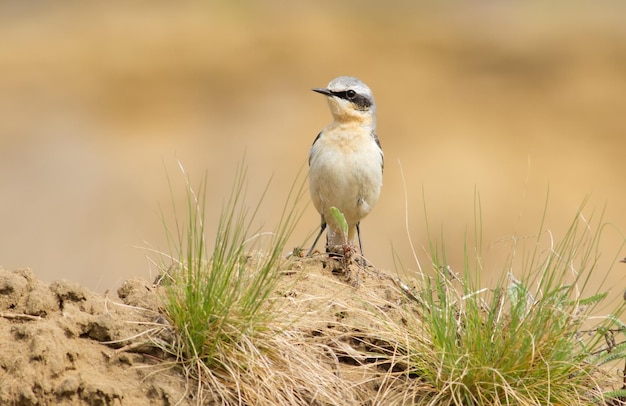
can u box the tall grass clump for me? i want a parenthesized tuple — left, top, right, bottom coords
(154, 161, 317, 404)
(389, 199, 626, 405)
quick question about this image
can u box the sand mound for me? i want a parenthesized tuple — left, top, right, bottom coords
(0, 268, 191, 405)
(2, 257, 623, 405)
(0, 258, 413, 405)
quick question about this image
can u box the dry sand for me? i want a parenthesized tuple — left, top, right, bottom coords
(0, 257, 425, 405)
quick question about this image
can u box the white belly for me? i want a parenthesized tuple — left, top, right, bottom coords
(308, 129, 383, 242)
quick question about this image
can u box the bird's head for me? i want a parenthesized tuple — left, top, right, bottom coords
(313, 76, 376, 126)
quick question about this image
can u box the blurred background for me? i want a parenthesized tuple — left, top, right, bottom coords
(1, 1, 625, 295)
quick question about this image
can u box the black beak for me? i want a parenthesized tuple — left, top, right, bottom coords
(312, 88, 333, 96)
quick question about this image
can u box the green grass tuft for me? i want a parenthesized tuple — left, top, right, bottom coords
(391, 199, 626, 405)
(154, 161, 310, 403)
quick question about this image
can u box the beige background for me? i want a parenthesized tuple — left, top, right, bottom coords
(1, 2, 625, 296)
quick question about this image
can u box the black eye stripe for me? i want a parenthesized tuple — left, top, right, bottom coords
(331, 90, 372, 109)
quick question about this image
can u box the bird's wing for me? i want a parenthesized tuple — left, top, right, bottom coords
(373, 131, 384, 171)
(309, 131, 323, 166)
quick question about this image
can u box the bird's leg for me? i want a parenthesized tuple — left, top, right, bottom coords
(355, 222, 371, 267)
(307, 217, 327, 257)
(356, 222, 364, 256)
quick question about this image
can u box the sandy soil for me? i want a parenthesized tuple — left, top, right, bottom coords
(0, 268, 189, 405)
(0, 257, 423, 405)
(4, 257, 624, 405)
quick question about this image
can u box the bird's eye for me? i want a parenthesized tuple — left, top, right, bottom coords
(346, 90, 357, 99)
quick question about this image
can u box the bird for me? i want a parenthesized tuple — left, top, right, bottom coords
(306, 76, 384, 259)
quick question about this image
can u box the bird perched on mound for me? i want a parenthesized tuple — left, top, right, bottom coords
(307, 76, 384, 259)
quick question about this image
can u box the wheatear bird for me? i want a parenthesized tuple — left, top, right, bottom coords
(307, 76, 384, 258)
